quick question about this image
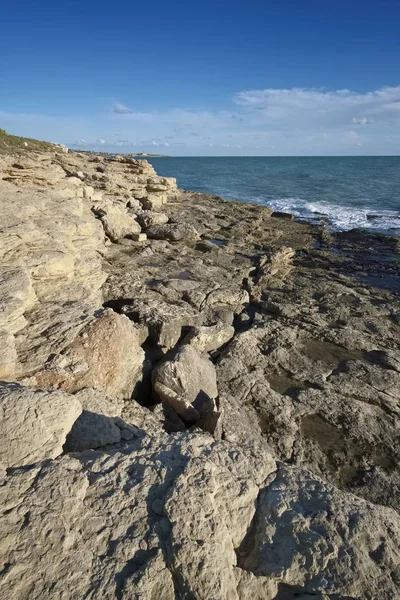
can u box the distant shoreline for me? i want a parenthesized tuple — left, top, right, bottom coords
(71, 149, 168, 158)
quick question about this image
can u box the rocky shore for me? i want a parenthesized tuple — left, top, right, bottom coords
(0, 147, 399, 599)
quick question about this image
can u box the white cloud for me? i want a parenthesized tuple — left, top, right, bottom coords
(2, 85, 400, 155)
(74, 139, 88, 147)
(352, 117, 371, 125)
(113, 102, 133, 115)
(234, 86, 400, 130)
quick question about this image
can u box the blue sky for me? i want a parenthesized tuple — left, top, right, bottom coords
(1, 0, 400, 155)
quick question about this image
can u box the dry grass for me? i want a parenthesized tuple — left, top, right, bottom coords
(0, 128, 55, 155)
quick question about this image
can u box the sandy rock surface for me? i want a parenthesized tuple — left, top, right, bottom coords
(0, 150, 399, 599)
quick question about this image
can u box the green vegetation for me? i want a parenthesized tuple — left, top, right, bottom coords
(0, 128, 55, 154)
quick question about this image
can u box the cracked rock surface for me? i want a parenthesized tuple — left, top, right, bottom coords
(0, 149, 399, 599)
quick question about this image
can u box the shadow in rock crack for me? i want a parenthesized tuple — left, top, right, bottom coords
(272, 582, 357, 599)
(114, 549, 158, 600)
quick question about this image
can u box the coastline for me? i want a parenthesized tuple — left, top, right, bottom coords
(0, 149, 399, 599)
(147, 155, 400, 238)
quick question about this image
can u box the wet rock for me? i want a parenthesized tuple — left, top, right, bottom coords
(271, 211, 295, 220)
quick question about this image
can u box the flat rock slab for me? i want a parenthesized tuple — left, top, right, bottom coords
(0, 383, 82, 468)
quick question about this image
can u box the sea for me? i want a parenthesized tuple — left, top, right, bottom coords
(149, 156, 400, 236)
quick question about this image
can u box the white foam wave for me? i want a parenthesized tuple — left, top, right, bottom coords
(257, 197, 400, 234)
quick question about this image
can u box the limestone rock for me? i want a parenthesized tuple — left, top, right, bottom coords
(73, 387, 123, 417)
(0, 383, 82, 467)
(146, 222, 199, 242)
(137, 210, 169, 229)
(0, 433, 398, 599)
(65, 411, 123, 451)
(33, 310, 145, 400)
(130, 232, 147, 242)
(0, 149, 400, 600)
(152, 345, 218, 421)
(92, 200, 141, 242)
(1, 159, 66, 187)
(238, 464, 400, 600)
(0, 432, 276, 600)
(0, 182, 106, 307)
(183, 323, 235, 352)
(0, 331, 17, 379)
(217, 318, 400, 511)
(0, 269, 36, 334)
(140, 195, 166, 209)
(127, 198, 143, 212)
(197, 286, 250, 315)
(125, 295, 200, 350)
(249, 246, 295, 302)
(83, 185, 94, 198)
(65, 388, 161, 451)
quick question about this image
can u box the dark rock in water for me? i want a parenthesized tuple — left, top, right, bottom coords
(271, 211, 295, 220)
(367, 213, 400, 221)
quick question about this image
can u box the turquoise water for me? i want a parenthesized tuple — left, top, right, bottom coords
(149, 156, 400, 235)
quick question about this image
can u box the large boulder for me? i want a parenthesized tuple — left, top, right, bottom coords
(32, 310, 145, 400)
(1, 433, 399, 600)
(92, 200, 141, 242)
(152, 345, 218, 421)
(0, 383, 82, 467)
(238, 464, 400, 600)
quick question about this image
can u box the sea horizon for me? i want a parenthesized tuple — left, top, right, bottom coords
(149, 155, 400, 236)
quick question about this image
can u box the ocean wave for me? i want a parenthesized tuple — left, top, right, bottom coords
(257, 197, 400, 234)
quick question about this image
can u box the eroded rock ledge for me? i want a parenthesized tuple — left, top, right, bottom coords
(0, 149, 399, 599)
